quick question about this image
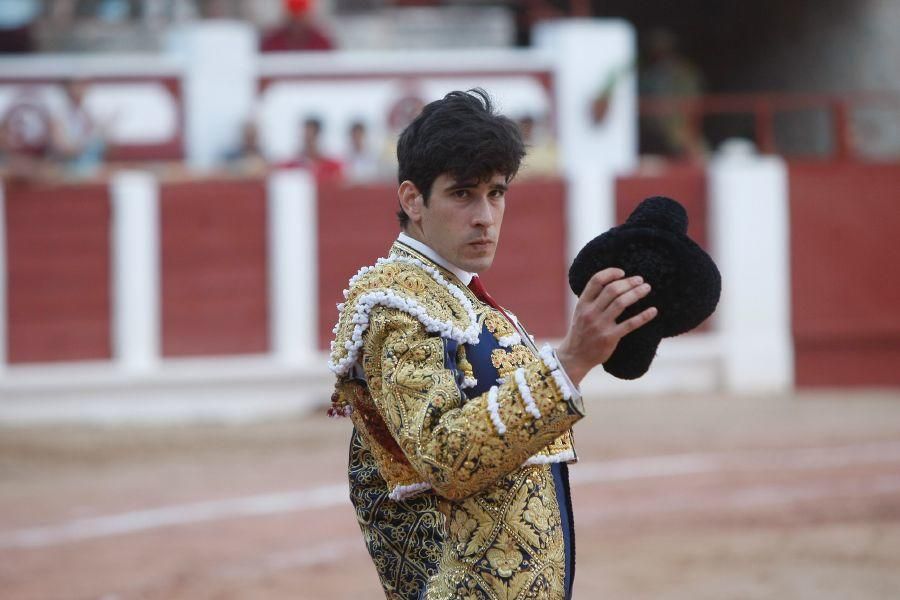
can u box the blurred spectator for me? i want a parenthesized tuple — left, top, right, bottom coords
(278, 116, 342, 181)
(51, 80, 108, 177)
(380, 89, 426, 176)
(223, 120, 267, 175)
(0, 0, 41, 53)
(343, 120, 381, 182)
(95, 0, 133, 22)
(260, 0, 333, 52)
(517, 114, 558, 177)
(0, 90, 54, 181)
(198, 0, 229, 18)
(638, 28, 706, 159)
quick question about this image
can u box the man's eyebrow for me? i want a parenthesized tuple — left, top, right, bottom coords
(443, 180, 509, 192)
(443, 180, 478, 191)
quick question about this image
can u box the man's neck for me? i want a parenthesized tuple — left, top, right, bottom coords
(396, 231, 474, 286)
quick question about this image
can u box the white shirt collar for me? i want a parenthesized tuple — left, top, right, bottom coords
(397, 232, 474, 286)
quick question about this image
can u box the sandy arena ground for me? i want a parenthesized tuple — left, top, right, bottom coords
(2, 390, 900, 600)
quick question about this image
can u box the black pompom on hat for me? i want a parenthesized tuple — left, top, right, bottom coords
(568, 196, 721, 379)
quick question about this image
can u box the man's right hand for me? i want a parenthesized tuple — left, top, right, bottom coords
(555, 268, 658, 386)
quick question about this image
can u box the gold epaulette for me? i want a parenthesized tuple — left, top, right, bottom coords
(327, 255, 481, 377)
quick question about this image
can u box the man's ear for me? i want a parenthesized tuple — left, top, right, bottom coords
(398, 180, 424, 224)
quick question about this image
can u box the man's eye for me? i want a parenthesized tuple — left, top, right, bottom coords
(454, 190, 469, 199)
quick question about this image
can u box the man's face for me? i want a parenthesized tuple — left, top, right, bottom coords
(415, 172, 507, 274)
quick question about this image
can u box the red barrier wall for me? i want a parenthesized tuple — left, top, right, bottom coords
(317, 178, 569, 349)
(789, 162, 900, 387)
(615, 164, 709, 249)
(5, 182, 111, 363)
(317, 183, 397, 349)
(481, 178, 569, 338)
(160, 179, 269, 357)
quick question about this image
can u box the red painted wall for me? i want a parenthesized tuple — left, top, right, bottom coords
(5, 182, 111, 363)
(317, 178, 570, 349)
(159, 179, 269, 357)
(789, 162, 900, 387)
(481, 178, 569, 338)
(317, 182, 397, 349)
(615, 164, 709, 249)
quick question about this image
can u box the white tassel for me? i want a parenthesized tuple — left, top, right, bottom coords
(514, 368, 542, 419)
(538, 344, 574, 400)
(550, 368, 575, 401)
(524, 449, 576, 466)
(388, 481, 432, 500)
(486, 386, 506, 435)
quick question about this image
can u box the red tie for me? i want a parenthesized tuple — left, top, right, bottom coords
(468, 275, 512, 323)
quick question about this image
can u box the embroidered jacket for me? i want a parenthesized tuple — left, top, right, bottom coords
(330, 241, 584, 600)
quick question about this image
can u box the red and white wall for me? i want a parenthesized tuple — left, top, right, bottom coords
(0, 20, 897, 423)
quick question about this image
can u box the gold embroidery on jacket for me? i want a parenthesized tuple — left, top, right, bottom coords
(483, 308, 517, 340)
(491, 344, 534, 377)
(336, 243, 585, 599)
(349, 429, 444, 600)
(427, 466, 566, 599)
(457, 344, 475, 383)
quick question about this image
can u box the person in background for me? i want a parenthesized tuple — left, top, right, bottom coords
(517, 114, 558, 177)
(343, 120, 382, 182)
(51, 79, 109, 178)
(0, 90, 54, 181)
(638, 27, 706, 159)
(0, 0, 41, 53)
(223, 120, 267, 175)
(277, 116, 342, 181)
(260, 0, 333, 52)
(379, 89, 426, 176)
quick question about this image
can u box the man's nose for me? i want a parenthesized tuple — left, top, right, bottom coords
(471, 196, 495, 227)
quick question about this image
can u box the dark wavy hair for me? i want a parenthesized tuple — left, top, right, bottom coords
(396, 88, 525, 228)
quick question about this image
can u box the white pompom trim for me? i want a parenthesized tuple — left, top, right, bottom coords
(514, 368, 542, 419)
(388, 481, 432, 501)
(524, 449, 576, 466)
(549, 368, 575, 401)
(328, 256, 481, 376)
(486, 386, 506, 435)
(539, 344, 574, 400)
(539, 344, 559, 370)
(497, 332, 522, 348)
(461, 376, 478, 389)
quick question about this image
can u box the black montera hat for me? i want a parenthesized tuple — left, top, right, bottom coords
(568, 196, 721, 380)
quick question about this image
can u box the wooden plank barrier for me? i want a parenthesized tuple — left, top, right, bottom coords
(5, 182, 111, 363)
(159, 178, 269, 357)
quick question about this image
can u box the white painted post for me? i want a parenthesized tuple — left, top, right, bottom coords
(533, 20, 637, 304)
(709, 147, 794, 393)
(166, 21, 258, 170)
(0, 181, 6, 371)
(564, 167, 615, 311)
(111, 171, 160, 372)
(268, 169, 318, 365)
(533, 19, 638, 179)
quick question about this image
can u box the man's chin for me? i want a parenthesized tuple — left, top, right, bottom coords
(457, 245, 496, 273)
(462, 256, 495, 274)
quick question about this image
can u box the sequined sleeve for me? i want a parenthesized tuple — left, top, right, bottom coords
(362, 306, 585, 501)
